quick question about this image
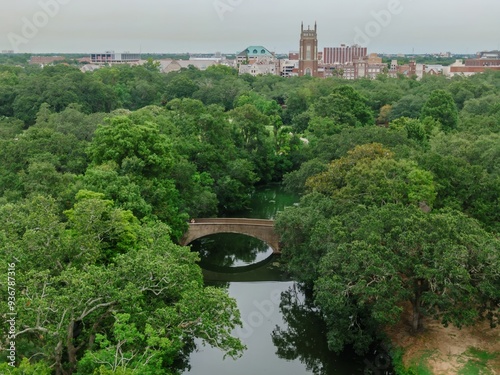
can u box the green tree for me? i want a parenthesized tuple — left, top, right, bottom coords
(376, 104, 392, 125)
(149, 99, 256, 213)
(305, 143, 394, 195)
(12, 65, 116, 124)
(193, 75, 248, 110)
(89, 116, 173, 176)
(164, 74, 199, 101)
(416, 151, 500, 231)
(0, 125, 88, 201)
(0, 66, 21, 117)
(389, 117, 430, 144)
(420, 89, 458, 132)
(283, 159, 328, 194)
(235, 91, 282, 116)
(0, 195, 244, 374)
(0, 117, 24, 139)
(311, 86, 374, 127)
(277, 200, 500, 354)
(229, 104, 275, 183)
(283, 87, 312, 127)
(275, 193, 337, 286)
(88, 115, 189, 237)
(314, 205, 500, 352)
(388, 94, 425, 121)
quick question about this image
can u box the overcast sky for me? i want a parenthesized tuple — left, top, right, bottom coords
(1, 0, 499, 54)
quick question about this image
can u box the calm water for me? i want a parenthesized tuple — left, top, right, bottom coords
(182, 185, 379, 375)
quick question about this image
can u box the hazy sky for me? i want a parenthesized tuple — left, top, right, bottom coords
(1, 0, 499, 54)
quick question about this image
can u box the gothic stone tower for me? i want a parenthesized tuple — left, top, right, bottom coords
(299, 22, 318, 77)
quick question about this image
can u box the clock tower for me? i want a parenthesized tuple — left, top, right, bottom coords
(299, 22, 319, 77)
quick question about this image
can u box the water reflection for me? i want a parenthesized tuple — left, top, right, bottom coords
(183, 282, 330, 375)
(183, 282, 366, 375)
(272, 286, 364, 375)
(183, 186, 377, 375)
(191, 233, 273, 268)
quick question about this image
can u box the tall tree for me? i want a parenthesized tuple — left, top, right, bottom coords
(0, 194, 244, 374)
(420, 89, 458, 132)
(314, 205, 500, 352)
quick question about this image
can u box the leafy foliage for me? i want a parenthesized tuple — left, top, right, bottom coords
(0, 196, 244, 374)
(1, 59, 500, 372)
(420, 89, 458, 132)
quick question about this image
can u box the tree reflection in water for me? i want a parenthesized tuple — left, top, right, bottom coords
(272, 285, 364, 375)
(191, 233, 272, 268)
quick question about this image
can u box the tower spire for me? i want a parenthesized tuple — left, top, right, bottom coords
(299, 21, 319, 77)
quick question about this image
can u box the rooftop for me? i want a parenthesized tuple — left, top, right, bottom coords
(238, 46, 274, 57)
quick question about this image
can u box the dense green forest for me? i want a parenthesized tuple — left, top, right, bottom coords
(0, 62, 499, 374)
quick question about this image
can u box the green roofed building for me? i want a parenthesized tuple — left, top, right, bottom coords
(237, 45, 275, 64)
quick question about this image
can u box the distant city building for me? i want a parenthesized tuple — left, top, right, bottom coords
(387, 57, 500, 79)
(464, 50, 500, 67)
(239, 61, 277, 76)
(323, 44, 367, 65)
(80, 64, 101, 73)
(279, 59, 299, 77)
(317, 51, 323, 63)
(288, 52, 299, 60)
(29, 55, 65, 65)
(389, 60, 422, 78)
(160, 58, 221, 74)
(425, 64, 445, 75)
(236, 46, 275, 65)
(445, 59, 500, 77)
(299, 22, 319, 77)
(476, 50, 500, 59)
(2, 50, 14, 54)
(340, 53, 386, 79)
(78, 57, 92, 64)
(90, 51, 141, 64)
(322, 53, 386, 80)
(236, 45, 278, 76)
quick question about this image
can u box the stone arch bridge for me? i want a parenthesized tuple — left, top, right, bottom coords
(180, 218, 280, 253)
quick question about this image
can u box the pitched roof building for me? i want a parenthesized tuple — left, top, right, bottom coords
(237, 46, 275, 64)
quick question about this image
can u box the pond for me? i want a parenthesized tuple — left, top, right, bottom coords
(183, 185, 391, 375)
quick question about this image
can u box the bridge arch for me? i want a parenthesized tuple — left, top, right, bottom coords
(180, 218, 280, 254)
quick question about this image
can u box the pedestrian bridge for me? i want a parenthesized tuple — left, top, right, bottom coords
(180, 218, 280, 253)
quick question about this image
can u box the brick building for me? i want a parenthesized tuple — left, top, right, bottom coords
(299, 22, 319, 77)
(323, 44, 367, 65)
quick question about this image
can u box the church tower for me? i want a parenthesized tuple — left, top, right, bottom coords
(299, 22, 319, 77)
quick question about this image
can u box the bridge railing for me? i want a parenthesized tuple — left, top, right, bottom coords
(190, 218, 274, 226)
